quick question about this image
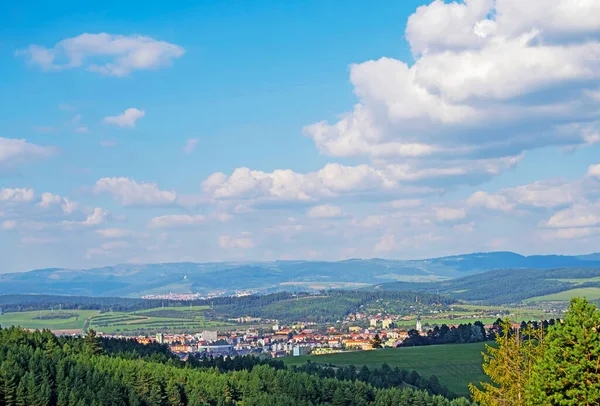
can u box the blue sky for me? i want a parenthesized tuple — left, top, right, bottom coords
(2, 0, 600, 273)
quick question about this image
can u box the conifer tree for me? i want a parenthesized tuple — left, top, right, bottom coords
(526, 297, 600, 405)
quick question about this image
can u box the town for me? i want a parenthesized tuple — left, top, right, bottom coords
(97, 312, 510, 360)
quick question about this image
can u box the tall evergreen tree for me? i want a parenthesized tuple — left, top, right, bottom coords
(527, 297, 600, 405)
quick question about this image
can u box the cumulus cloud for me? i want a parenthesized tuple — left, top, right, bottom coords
(374, 234, 396, 253)
(469, 179, 580, 211)
(0, 188, 35, 202)
(104, 108, 145, 128)
(183, 138, 199, 154)
(148, 214, 205, 229)
(0, 138, 56, 169)
(94, 177, 176, 207)
(63, 208, 108, 227)
(219, 234, 255, 249)
(202, 163, 400, 202)
(544, 203, 600, 228)
(17, 33, 185, 77)
(302, 0, 600, 188)
(307, 204, 344, 218)
(588, 164, 600, 179)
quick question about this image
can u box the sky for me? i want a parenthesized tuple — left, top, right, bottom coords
(1, 0, 600, 273)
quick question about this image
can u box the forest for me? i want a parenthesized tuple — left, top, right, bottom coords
(376, 267, 600, 305)
(0, 290, 453, 324)
(0, 326, 474, 406)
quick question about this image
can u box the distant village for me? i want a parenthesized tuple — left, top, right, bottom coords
(96, 311, 506, 360)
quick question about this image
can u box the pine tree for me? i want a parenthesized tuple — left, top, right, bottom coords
(526, 297, 600, 405)
(83, 329, 103, 356)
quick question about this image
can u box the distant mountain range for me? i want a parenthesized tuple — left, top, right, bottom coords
(1, 251, 600, 298)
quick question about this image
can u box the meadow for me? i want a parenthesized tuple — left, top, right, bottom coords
(284, 342, 488, 397)
(87, 305, 237, 334)
(0, 306, 239, 335)
(526, 287, 600, 302)
(0, 309, 99, 332)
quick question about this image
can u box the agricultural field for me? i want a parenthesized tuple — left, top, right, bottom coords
(87, 305, 236, 335)
(0, 309, 99, 333)
(391, 304, 548, 329)
(526, 287, 600, 302)
(284, 342, 488, 397)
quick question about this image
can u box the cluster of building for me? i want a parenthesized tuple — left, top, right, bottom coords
(106, 321, 421, 360)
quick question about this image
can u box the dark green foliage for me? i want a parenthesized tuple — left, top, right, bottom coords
(377, 268, 600, 305)
(0, 326, 474, 405)
(213, 290, 451, 323)
(527, 298, 600, 405)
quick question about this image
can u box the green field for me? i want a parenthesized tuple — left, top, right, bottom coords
(527, 287, 600, 302)
(87, 306, 234, 334)
(0, 310, 99, 332)
(284, 342, 487, 396)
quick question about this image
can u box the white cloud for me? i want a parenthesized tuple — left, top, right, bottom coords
(469, 179, 579, 211)
(104, 108, 145, 128)
(588, 164, 600, 179)
(545, 227, 600, 240)
(1, 220, 16, 231)
(544, 203, 600, 228)
(0, 188, 35, 202)
(307, 204, 344, 218)
(63, 208, 109, 227)
(435, 207, 467, 222)
(201, 163, 398, 202)
(374, 234, 396, 253)
(0, 138, 56, 169)
(38, 192, 61, 208)
(95, 228, 131, 238)
(83, 208, 109, 226)
(219, 234, 255, 249)
(302, 0, 600, 188)
(17, 33, 185, 77)
(148, 214, 205, 229)
(61, 198, 79, 215)
(467, 191, 514, 212)
(94, 177, 176, 207)
(183, 138, 199, 154)
(76, 126, 89, 134)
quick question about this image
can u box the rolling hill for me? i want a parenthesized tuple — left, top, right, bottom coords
(374, 267, 600, 305)
(1, 251, 600, 297)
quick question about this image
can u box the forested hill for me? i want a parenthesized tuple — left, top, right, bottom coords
(0, 326, 475, 405)
(373, 267, 600, 305)
(1, 251, 599, 297)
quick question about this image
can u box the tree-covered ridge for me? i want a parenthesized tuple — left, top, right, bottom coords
(0, 327, 475, 406)
(375, 268, 600, 305)
(0, 290, 453, 324)
(212, 290, 452, 323)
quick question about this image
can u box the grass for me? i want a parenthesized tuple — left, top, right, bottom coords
(0, 310, 99, 332)
(284, 342, 487, 397)
(526, 287, 600, 302)
(87, 306, 232, 334)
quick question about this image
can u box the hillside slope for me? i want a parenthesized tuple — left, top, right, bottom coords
(1, 252, 599, 297)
